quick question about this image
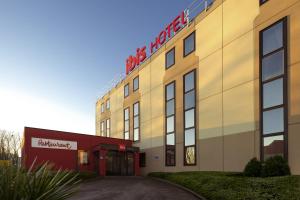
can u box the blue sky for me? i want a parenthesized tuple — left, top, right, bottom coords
(0, 0, 192, 134)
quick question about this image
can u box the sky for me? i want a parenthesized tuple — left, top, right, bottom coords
(0, 0, 193, 135)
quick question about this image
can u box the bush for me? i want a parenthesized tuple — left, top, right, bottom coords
(0, 162, 80, 200)
(244, 157, 262, 177)
(262, 156, 291, 177)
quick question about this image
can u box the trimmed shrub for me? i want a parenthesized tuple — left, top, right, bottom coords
(261, 156, 291, 177)
(244, 158, 262, 177)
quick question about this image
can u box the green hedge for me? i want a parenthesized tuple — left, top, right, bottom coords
(149, 171, 300, 200)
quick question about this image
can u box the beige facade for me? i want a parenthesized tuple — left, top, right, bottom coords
(96, 0, 300, 175)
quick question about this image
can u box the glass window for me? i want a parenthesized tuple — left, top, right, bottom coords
(124, 108, 129, 120)
(166, 116, 174, 133)
(166, 147, 175, 166)
(260, 0, 268, 5)
(134, 103, 139, 116)
(185, 109, 195, 128)
(100, 121, 105, 136)
(263, 108, 284, 135)
(185, 146, 195, 165)
(184, 128, 195, 146)
(184, 71, 195, 92)
(134, 116, 139, 128)
(166, 83, 174, 100)
(124, 84, 129, 97)
(124, 132, 129, 140)
(106, 119, 110, 137)
(106, 99, 110, 110)
(166, 133, 175, 145)
(263, 135, 284, 160)
(263, 22, 283, 56)
(166, 100, 175, 116)
(134, 129, 139, 141)
(263, 78, 283, 108)
(133, 76, 139, 91)
(262, 50, 284, 81)
(101, 103, 104, 113)
(78, 151, 88, 164)
(124, 121, 129, 132)
(184, 32, 195, 56)
(166, 48, 175, 69)
(184, 90, 195, 110)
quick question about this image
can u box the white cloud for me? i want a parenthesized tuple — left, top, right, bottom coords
(0, 87, 94, 135)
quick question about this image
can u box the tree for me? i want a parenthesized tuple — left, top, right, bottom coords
(0, 129, 21, 166)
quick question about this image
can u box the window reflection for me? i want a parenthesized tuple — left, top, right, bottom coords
(184, 32, 195, 56)
(185, 147, 195, 165)
(263, 22, 283, 55)
(185, 128, 195, 146)
(263, 135, 284, 160)
(263, 108, 284, 135)
(167, 116, 174, 133)
(263, 78, 283, 108)
(262, 50, 284, 81)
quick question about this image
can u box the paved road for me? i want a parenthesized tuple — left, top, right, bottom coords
(70, 176, 200, 200)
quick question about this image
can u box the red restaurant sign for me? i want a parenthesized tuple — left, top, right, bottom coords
(126, 10, 189, 75)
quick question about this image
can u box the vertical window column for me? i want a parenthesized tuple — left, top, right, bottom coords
(183, 70, 196, 165)
(100, 121, 105, 137)
(106, 119, 110, 137)
(124, 108, 130, 140)
(133, 102, 140, 142)
(165, 81, 176, 166)
(260, 17, 287, 160)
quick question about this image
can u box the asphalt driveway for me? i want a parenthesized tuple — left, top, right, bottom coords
(70, 176, 200, 200)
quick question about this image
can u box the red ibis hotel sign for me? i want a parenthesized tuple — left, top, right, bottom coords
(126, 10, 190, 75)
(31, 137, 78, 150)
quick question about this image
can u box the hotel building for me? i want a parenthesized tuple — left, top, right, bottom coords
(96, 0, 300, 175)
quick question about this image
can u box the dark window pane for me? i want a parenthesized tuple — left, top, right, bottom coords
(134, 103, 139, 116)
(185, 90, 195, 109)
(166, 83, 174, 100)
(263, 135, 284, 160)
(133, 77, 139, 91)
(134, 128, 139, 141)
(166, 48, 175, 68)
(263, 108, 284, 135)
(185, 128, 195, 146)
(124, 84, 129, 97)
(166, 147, 175, 166)
(263, 78, 283, 108)
(263, 22, 283, 55)
(184, 71, 195, 92)
(166, 100, 175, 116)
(134, 116, 139, 128)
(166, 116, 174, 133)
(166, 133, 175, 145)
(262, 50, 284, 81)
(184, 32, 195, 56)
(185, 146, 195, 164)
(185, 109, 195, 128)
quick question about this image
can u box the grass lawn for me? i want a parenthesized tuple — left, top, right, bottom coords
(148, 171, 300, 200)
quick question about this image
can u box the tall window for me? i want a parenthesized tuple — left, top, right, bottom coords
(106, 119, 110, 137)
(100, 121, 105, 137)
(124, 108, 130, 140)
(106, 99, 110, 110)
(166, 47, 175, 69)
(78, 150, 88, 165)
(101, 103, 104, 113)
(133, 76, 139, 91)
(124, 84, 129, 98)
(183, 32, 195, 57)
(165, 81, 176, 166)
(183, 70, 196, 165)
(133, 102, 140, 142)
(260, 17, 287, 161)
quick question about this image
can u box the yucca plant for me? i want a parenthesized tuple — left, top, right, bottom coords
(0, 161, 80, 200)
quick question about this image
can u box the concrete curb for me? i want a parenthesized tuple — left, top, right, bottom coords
(148, 176, 207, 200)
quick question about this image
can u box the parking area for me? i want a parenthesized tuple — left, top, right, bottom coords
(71, 176, 200, 200)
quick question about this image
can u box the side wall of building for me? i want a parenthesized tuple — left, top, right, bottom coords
(96, 0, 300, 174)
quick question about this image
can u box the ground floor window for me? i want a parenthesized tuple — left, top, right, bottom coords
(78, 150, 88, 165)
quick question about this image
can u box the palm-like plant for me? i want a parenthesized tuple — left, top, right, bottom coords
(0, 162, 80, 200)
